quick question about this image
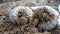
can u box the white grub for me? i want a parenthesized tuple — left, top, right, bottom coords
(9, 6, 33, 23)
(9, 6, 59, 30)
(31, 6, 59, 30)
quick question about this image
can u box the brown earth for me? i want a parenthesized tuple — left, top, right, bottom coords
(0, 0, 60, 34)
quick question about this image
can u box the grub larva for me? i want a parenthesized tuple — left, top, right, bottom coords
(9, 6, 59, 30)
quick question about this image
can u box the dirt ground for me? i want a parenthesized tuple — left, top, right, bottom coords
(0, 0, 60, 34)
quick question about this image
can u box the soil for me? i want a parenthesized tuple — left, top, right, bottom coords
(0, 0, 60, 34)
